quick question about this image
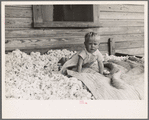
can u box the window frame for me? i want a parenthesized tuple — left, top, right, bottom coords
(33, 5, 100, 28)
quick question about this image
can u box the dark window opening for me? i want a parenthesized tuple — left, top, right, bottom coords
(53, 5, 93, 22)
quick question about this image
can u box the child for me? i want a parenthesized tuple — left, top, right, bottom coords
(60, 32, 104, 74)
(77, 32, 104, 74)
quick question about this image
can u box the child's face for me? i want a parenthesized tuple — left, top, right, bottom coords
(84, 38, 100, 53)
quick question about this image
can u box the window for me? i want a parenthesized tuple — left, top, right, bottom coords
(53, 5, 93, 22)
(33, 5, 100, 27)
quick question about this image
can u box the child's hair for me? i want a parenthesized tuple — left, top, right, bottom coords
(85, 32, 100, 42)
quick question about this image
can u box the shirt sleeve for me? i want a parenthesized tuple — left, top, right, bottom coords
(78, 50, 87, 60)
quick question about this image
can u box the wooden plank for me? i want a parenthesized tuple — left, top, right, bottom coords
(5, 18, 32, 28)
(34, 21, 101, 27)
(5, 33, 144, 44)
(5, 18, 144, 28)
(5, 38, 87, 44)
(5, 38, 86, 43)
(100, 12, 144, 20)
(96, 26, 144, 35)
(100, 4, 144, 12)
(5, 27, 144, 38)
(115, 40, 144, 49)
(100, 19, 144, 27)
(115, 48, 144, 55)
(105, 34, 144, 42)
(5, 5, 32, 8)
(5, 38, 108, 51)
(5, 43, 85, 51)
(5, 29, 86, 38)
(93, 5, 100, 22)
(33, 5, 43, 23)
(5, 7, 32, 18)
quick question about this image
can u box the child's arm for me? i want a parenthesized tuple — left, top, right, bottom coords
(77, 56, 83, 73)
(98, 60, 104, 74)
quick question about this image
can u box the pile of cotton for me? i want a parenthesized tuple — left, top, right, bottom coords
(103, 53, 129, 62)
(5, 49, 94, 100)
(104, 53, 144, 64)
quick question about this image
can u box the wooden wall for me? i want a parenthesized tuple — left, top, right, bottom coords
(5, 4, 144, 56)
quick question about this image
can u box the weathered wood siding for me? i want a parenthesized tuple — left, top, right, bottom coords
(5, 5, 144, 56)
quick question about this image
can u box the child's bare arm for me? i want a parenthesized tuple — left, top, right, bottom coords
(77, 56, 83, 73)
(98, 60, 104, 74)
